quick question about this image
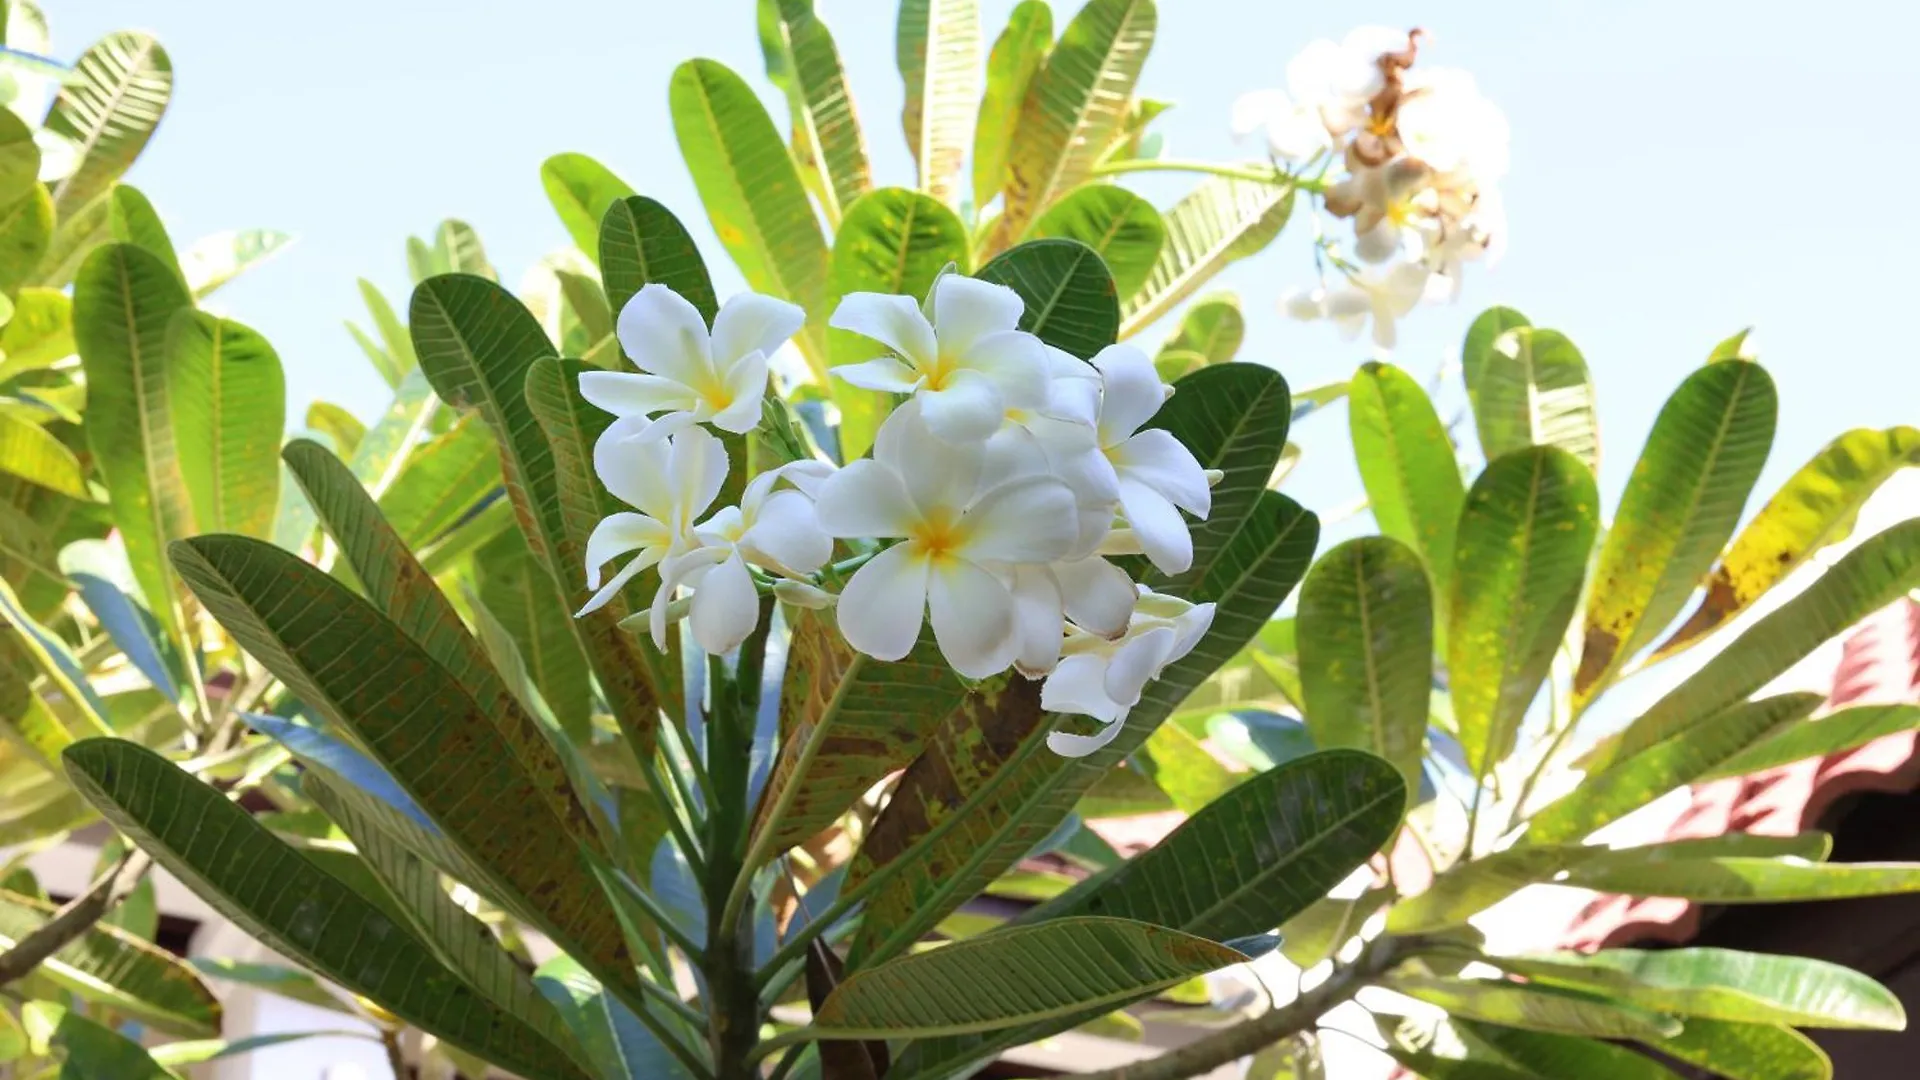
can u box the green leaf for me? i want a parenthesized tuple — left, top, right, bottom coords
(1658, 425, 1920, 658)
(670, 58, 829, 364)
(765, 0, 871, 223)
(0, 888, 219, 1036)
(1562, 856, 1920, 903)
(434, 218, 495, 279)
(1652, 1018, 1832, 1080)
(181, 228, 294, 299)
(1587, 519, 1920, 773)
(1452, 1022, 1684, 1080)
(0, 185, 52, 292)
(1468, 327, 1600, 473)
(1575, 361, 1776, 704)
(478, 526, 592, 744)
(1374, 1014, 1546, 1080)
(21, 1001, 180, 1079)
(0, 287, 74, 382)
(542, 153, 637, 259)
(1701, 703, 1920, 780)
(1382, 974, 1681, 1041)
(1297, 538, 1432, 802)
(107, 185, 182, 283)
(189, 957, 353, 1015)
(1138, 721, 1240, 814)
(1000, 0, 1156, 238)
(166, 535, 641, 1005)
(1484, 947, 1904, 1030)
(61, 740, 592, 1080)
(826, 186, 970, 458)
(1349, 360, 1465, 610)
(1461, 305, 1529, 392)
(0, 409, 86, 496)
(814, 918, 1245, 1038)
(168, 311, 284, 538)
(1449, 447, 1598, 781)
(374, 411, 502, 549)
(0, 108, 36, 205)
(1031, 184, 1166, 298)
(148, 1031, 377, 1067)
(975, 237, 1118, 360)
(971, 0, 1052, 210)
(1151, 292, 1243, 380)
(356, 278, 417, 386)
(44, 32, 171, 222)
(535, 955, 699, 1080)
(898, 0, 980, 205)
(598, 194, 718, 345)
(1120, 177, 1293, 337)
(72, 242, 195, 644)
(1528, 694, 1823, 844)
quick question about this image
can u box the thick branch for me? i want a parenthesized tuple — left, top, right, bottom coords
(0, 848, 153, 986)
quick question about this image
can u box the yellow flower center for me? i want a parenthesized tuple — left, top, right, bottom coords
(909, 510, 967, 565)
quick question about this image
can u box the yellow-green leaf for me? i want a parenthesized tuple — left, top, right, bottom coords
(971, 0, 1052, 211)
(169, 311, 285, 539)
(898, 0, 981, 205)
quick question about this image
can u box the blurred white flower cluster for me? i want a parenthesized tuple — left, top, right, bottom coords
(1235, 27, 1510, 350)
(579, 277, 1221, 757)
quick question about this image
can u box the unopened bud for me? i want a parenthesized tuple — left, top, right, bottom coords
(774, 580, 836, 609)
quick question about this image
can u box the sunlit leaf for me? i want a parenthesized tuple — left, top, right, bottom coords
(169, 311, 285, 539)
(971, 0, 1052, 210)
(1120, 177, 1292, 337)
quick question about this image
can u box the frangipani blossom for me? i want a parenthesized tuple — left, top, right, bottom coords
(579, 285, 803, 439)
(1085, 345, 1212, 576)
(829, 274, 1047, 443)
(1043, 591, 1217, 757)
(577, 419, 728, 617)
(813, 402, 1079, 678)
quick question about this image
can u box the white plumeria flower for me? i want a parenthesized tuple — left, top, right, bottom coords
(1043, 590, 1217, 757)
(812, 401, 1080, 678)
(579, 284, 803, 439)
(1231, 89, 1332, 162)
(577, 419, 728, 617)
(1324, 261, 1430, 351)
(652, 461, 836, 654)
(1396, 67, 1510, 180)
(829, 274, 1048, 444)
(1082, 345, 1212, 577)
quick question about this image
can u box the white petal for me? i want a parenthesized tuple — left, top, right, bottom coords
(653, 545, 732, 649)
(927, 558, 1017, 679)
(668, 427, 729, 524)
(954, 330, 1049, 412)
(616, 284, 712, 387)
(1280, 288, 1328, 321)
(1112, 428, 1210, 517)
(931, 275, 1026, 357)
(1169, 601, 1216, 659)
(576, 552, 658, 617)
(1231, 88, 1293, 138)
(742, 489, 833, 574)
(1047, 720, 1126, 758)
(1007, 565, 1066, 676)
(710, 350, 769, 433)
(891, 407, 985, 515)
(689, 552, 762, 654)
(1090, 344, 1167, 445)
(832, 356, 925, 394)
(578, 371, 697, 418)
(836, 543, 932, 662)
(584, 512, 669, 588)
(917, 370, 1006, 444)
(1054, 556, 1136, 638)
(828, 292, 937, 370)
(1040, 654, 1122, 723)
(1118, 477, 1193, 576)
(1103, 626, 1179, 708)
(960, 477, 1079, 564)
(632, 410, 701, 442)
(593, 418, 677, 516)
(709, 292, 806, 365)
(813, 459, 918, 539)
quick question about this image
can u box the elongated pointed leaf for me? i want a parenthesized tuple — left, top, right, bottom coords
(107, 186, 182, 283)
(241, 712, 431, 830)
(1652, 1018, 1831, 1080)
(1374, 1014, 1550, 1080)
(1575, 361, 1776, 703)
(535, 955, 699, 1080)
(306, 401, 364, 457)
(1588, 519, 1920, 772)
(166, 535, 640, 1004)
(1000, 0, 1155, 238)
(182, 228, 294, 299)
(1660, 425, 1920, 657)
(975, 237, 1118, 360)
(72, 242, 195, 644)
(44, 32, 171, 221)
(597, 195, 717, 328)
(373, 412, 501, 549)
(62, 545, 176, 701)
(542, 153, 636, 260)
(1298, 539, 1432, 801)
(971, 0, 1052, 210)
(189, 957, 353, 1015)
(1151, 292, 1243, 380)
(1470, 327, 1599, 473)
(0, 888, 218, 1036)
(478, 526, 592, 743)
(1453, 1022, 1683, 1080)
(1562, 856, 1920, 902)
(1449, 447, 1598, 781)
(1461, 306, 1530, 396)
(0, 410, 86, 496)
(168, 311, 285, 539)
(816, 918, 1244, 1038)
(1701, 703, 1920, 780)
(1485, 947, 1903, 1030)
(433, 219, 495, 279)
(765, 0, 871, 223)
(1120, 178, 1292, 337)
(898, 0, 980, 204)
(670, 58, 829, 360)
(61, 740, 591, 1080)
(1032, 184, 1165, 298)
(1145, 362, 1294, 581)
(1349, 361, 1464, 610)
(21, 1002, 179, 1080)
(1383, 974, 1681, 1041)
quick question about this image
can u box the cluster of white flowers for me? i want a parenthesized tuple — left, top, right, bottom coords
(578, 276, 1219, 757)
(1234, 27, 1510, 350)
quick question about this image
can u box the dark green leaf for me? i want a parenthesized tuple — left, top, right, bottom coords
(21, 1001, 179, 1079)
(975, 237, 1119, 360)
(478, 527, 592, 744)
(1031, 184, 1166, 298)
(598, 195, 718, 328)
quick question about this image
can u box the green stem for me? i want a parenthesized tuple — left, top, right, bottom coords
(602, 861, 705, 963)
(1091, 158, 1327, 193)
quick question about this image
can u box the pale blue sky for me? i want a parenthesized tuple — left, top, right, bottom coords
(47, 0, 1920, 520)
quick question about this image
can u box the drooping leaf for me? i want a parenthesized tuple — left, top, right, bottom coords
(971, 0, 1052, 210)
(975, 237, 1119, 360)
(168, 310, 285, 539)
(1349, 360, 1465, 612)
(106, 185, 182, 283)
(1449, 447, 1598, 782)
(1701, 704, 1920, 780)
(1151, 292, 1243, 380)
(764, 0, 871, 223)
(1382, 974, 1681, 1041)
(1297, 538, 1432, 803)
(542, 152, 637, 260)
(1652, 1018, 1832, 1080)
(181, 228, 294, 299)
(1120, 177, 1293, 337)
(44, 32, 171, 222)
(0, 888, 219, 1036)
(61, 740, 592, 1080)
(999, 0, 1156, 239)
(1658, 426, 1920, 657)
(1574, 361, 1776, 704)
(1031, 184, 1166, 298)
(0, 409, 85, 496)
(1468, 327, 1600, 473)
(597, 195, 718, 329)
(815, 918, 1245, 1038)
(898, 0, 980, 204)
